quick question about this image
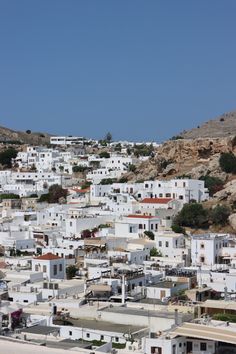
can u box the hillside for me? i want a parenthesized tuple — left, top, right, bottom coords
(179, 111, 236, 139)
(126, 136, 235, 182)
(0, 125, 51, 145)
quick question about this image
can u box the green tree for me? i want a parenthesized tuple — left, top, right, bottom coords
(171, 224, 186, 234)
(200, 175, 224, 196)
(66, 265, 77, 280)
(72, 165, 88, 173)
(210, 205, 231, 226)
(38, 184, 68, 203)
(219, 153, 236, 173)
(150, 247, 162, 257)
(0, 147, 18, 167)
(0, 193, 20, 200)
(80, 181, 92, 189)
(104, 132, 112, 143)
(144, 231, 155, 240)
(128, 164, 136, 172)
(100, 178, 117, 185)
(173, 203, 209, 228)
(99, 151, 110, 158)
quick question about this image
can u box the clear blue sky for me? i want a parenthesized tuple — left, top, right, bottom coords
(0, 0, 236, 142)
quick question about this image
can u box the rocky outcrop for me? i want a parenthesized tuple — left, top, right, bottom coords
(127, 136, 236, 182)
(229, 214, 236, 232)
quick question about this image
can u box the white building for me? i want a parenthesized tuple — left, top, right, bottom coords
(191, 233, 228, 266)
(31, 253, 65, 280)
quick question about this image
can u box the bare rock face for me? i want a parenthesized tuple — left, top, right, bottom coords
(214, 179, 236, 202)
(229, 214, 236, 231)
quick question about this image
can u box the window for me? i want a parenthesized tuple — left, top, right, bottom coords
(59, 264, 63, 272)
(70, 221, 73, 227)
(53, 264, 57, 275)
(159, 241, 162, 247)
(200, 343, 207, 351)
(200, 256, 205, 263)
(115, 337, 119, 342)
(69, 331, 72, 336)
(86, 333, 90, 338)
(159, 193, 163, 197)
(200, 243, 205, 249)
(35, 265, 39, 271)
(179, 195, 183, 200)
(101, 335, 104, 340)
(43, 265, 47, 272)
(165, 193, 171, 197)
(139, 224, 143, 229)
(165, 241, 169, 247)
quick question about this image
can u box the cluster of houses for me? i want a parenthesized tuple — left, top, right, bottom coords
(0, 140, 235, 354)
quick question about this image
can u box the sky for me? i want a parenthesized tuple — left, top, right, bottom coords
(0, 0, 236, 142)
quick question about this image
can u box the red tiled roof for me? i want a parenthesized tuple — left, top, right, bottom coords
(127, 214, 155, 219)
(141, 198, 173, 204)
(35, 252, 62, 261)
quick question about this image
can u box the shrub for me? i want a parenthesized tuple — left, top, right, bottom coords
(219, 153, 236, 173)
(119, 176, 128, 183)
(170, 135, 184, 140)
(200, 175, 224, 196)
(72, 165, 88, 173)
(171, 224, 185, 234)
(173, 203, 209, 228)
(80, 181, 92, 190)
(100, 178, 117, 185)
(144, 231, 155, 240)
(0, 193, 20, 200)
(66, 265, 77, 279)
(210, 205, 231, 226)
(0, 147, 18, 167)
(213, 313, 236, 323)
(128, 164, 136, 172)
(99, 151, 110, 158)
(38, 184, 68, 203)
(150, 247, 162, 257)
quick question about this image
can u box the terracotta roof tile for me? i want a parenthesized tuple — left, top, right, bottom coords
(35, 252, 62, 261)
(141, 198, 173, 204)
(127, 214, 155, 219)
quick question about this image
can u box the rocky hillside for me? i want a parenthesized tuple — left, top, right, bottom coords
(126, 136, 236, 182)
(179, 111, 236, 139)
(0, 126, 51, 145)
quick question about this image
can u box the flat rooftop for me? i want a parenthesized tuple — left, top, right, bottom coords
(21, 325, 59, 335)
(148, 281, 183, 289)
(0, 338, 92, 354)
(101, 306, 192, 321)
(54, 318, 145, 334)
